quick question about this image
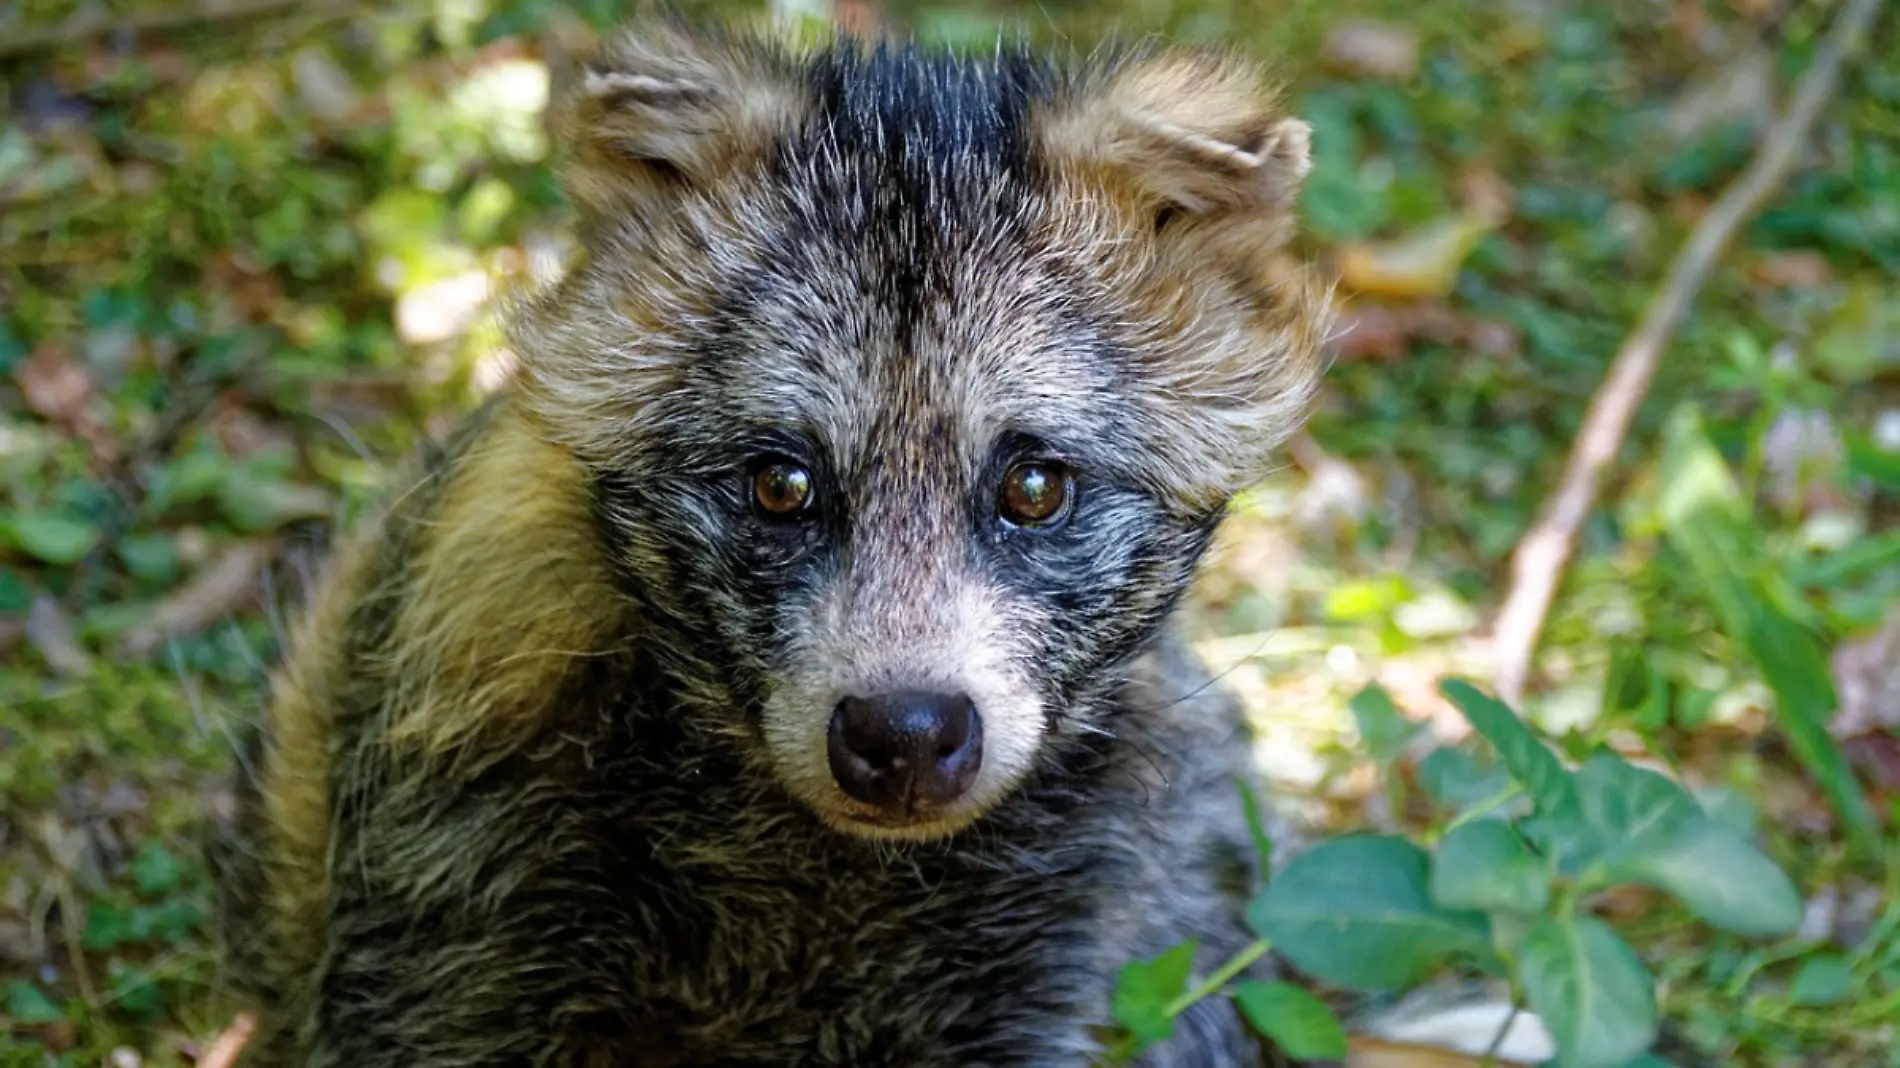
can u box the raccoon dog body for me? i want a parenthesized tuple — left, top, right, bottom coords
(219, 17, 1333, 1068)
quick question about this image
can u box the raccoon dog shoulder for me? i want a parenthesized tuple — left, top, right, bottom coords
(217, 15, 1334, 1068)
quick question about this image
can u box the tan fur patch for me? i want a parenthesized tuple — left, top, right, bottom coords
(251, 525, 375, 1010)
(550, 18, 814, 222)
(380, 404, 627, 757)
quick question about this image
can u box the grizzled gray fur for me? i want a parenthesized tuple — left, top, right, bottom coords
(215, 13, 1333, 1068)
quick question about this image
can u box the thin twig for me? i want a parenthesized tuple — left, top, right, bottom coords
(0, 0, 352, 62)
(1478, 1002, 1521, 1068)
(1490, 0, 1888, 706)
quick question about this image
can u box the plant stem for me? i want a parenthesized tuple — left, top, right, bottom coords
(1164, 939, 1273, 1017)
(1478, 1001, 1522, 1068)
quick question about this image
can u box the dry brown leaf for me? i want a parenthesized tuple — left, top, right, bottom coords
(1322, 19, 1421, 81)
(1337, 215, 1498, 299)
(120, 540, 273, 658)
(15, 342, 95, 425)
(1331, 302, 1521, 363)
(26, 594, 92, 677)
(1752, 249, 1833, 289)
(1830, 605, 1900, 738)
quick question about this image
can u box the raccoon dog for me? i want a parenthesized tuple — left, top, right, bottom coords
(218, 14, 1333, 1068)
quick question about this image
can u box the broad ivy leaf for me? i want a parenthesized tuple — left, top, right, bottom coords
(1568, 755, 1702, 877)
(1788, 954, 1854, 1006)
(4, 980, 63, 1024)
(1351, 682, 1423, 765)
(1232, 981, 1347, 1060)
(1419, 746, 1515, 813)
(1605, 816, 1803, 936)
(1247, 835, 1490, 991)
(1521, 915, 1658, 1068)
(1439, 679, 1582, 826)
(4, 512, 102, 565)
(1113, 940, 1199, 1044)
(1430, 820, 1550, 914)
(1694, 786, 1759, 840)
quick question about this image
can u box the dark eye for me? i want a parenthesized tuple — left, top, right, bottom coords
(752, 460, 814, 519)
(999, 461, 1073, 527)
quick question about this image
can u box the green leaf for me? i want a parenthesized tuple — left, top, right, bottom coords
(1844, 432, 1900, 492)
(1604, 642, 1671, 732)
(1610, 817, 1803, 936)
(1695, 786, 1759, 840)
(1419, 747, 1515, 813)
(1658, 407, 1876, 844)
(3, 512, 103, 565)
(1232, 981, 1348, 1060)
(1569, 755, 1702, 877)
(1521, 915, 1658, 1068)
(83, 904, 134, 950)
(218, 474, 333, 533)
(1351, 682, 1424, 764)
(1439, 680, 1577, 814)
(1113, 940, 1199, 1044)
(132, 841, 183, 895)
(117, 533, 180, 584)
(1788, 954, 1855, 1006)
(110, 965, 165, 1017)
(1430, 820, 1550, 914)
(4, 980, 63, 1024)
(1236, 778, 1274, 876)
(1247, 835, 1491, 991)
(0, 567, 29, 612)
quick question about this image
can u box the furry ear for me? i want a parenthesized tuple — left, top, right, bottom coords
(1040, 48, 1312, 220)
(546, 18, 806, 223)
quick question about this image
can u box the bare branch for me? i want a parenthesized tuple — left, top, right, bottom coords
(1491, 0, 1888, 706)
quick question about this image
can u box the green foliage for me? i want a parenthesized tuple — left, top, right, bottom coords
(1231, 982, 1347, 1061)
(1431, 820, 1550, 914)
(1108, 682, 1805, 1068)
(1787, 955, 1855, 1007)
(1521, 915, 1659, 1068)
(1111, 942, 1200, 1045)
(1657, 407, 1877, 845)
(1248, 835, 1491, 991)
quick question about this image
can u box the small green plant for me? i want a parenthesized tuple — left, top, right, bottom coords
(1103, 679, 1804, 1068)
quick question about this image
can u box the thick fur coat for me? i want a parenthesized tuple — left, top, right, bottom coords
(217, 16, 1333, 1067)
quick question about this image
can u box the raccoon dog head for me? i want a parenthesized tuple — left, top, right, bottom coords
(511, 19, 1332, 841)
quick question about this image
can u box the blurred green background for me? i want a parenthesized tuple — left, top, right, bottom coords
(1, 0, 1896, 1064)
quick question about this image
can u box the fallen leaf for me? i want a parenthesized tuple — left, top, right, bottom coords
(1322, 19, 1421, 81)
(1456, 165, 1516, 228)
(1843, 735, 1900, 793)
(1331, 302, 1521, 363)
(1831, 605, 1900, 738)
(1752, 250, 1833, 289)
(120, 540, 273, 658)
(14, 342, 94, 425)
(1337, 215, 1498, 299)
(1660, 43, 1773, 142)
(291, 47, 362, 123)
(26, 594, 91, 676)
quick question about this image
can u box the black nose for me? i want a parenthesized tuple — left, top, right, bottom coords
(827, 691, 983, 811)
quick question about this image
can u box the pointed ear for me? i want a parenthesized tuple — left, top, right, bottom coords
(1039, 48, 1312, 221)
(547, 18, 807, 224)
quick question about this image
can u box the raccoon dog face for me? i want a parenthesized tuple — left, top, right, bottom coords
(509, 20, 1331, 840)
